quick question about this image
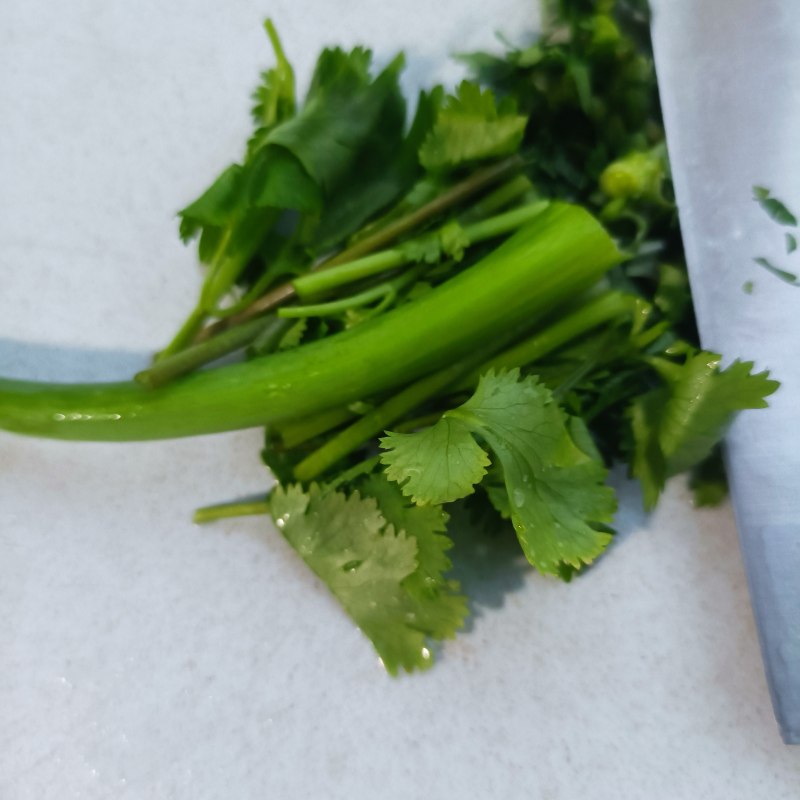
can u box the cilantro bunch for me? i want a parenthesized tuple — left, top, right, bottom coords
(0, 1, 779, 672)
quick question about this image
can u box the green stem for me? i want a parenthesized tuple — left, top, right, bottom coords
(274, 406, 356, 449)
(161, 211, 275, 357)
(293, 360, 475, 481)
(324, 454, 382, 491)
(248, 317, 298, 357)
(392, 410, 447, 433)
(0, 204, 621, 441)
(207, 267, 280, 320)
(459, 175, 535, 222)
(193, 498, 271, 524)
(293, 251, 403, 300)
(155, 305, 208, 361)
(279, 265, 424, 319)
(293, 201, 548, 300)
(199, 211, 277, 314)
(459, 290, 635, 388)
(136, 316, 273, 389)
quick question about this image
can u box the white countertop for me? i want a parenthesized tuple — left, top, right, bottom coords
(2, 1, 799, 797)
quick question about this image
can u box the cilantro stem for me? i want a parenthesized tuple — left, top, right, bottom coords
(275, 406, 355, 449)
(155, 305, 208, 362)
(279, 265, 424, 318)
(293, 201, 548, 299)
(293, 359, 477, 481)
(160, 213, 275, 358)
(461, 290, 635, 387)
(193, 497, 271, 523)
(135, 316, 273, 389)
(459, 174, 534, 222)
(323, 454, 382, 491)
(192, 155, 524, 341)
(247, 316, 298, 356)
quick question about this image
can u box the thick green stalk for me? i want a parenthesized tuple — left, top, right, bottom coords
(0, 204, 620, 442)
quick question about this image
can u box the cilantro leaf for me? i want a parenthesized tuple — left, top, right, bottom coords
(381, 370, 615, 576)
(268, 50, 405, 198)
(380, 419, 490, 504)
(656, 355, 779, 473)
(310, 87, 440, 254)
(419, 81, 527, 172)
(178, 41, 410, 313)
(448, 370, 615, 575)
(631, 353, 780, 508)
(271, 483, 464, 673)
(358, 473, 468, 638)
(248, 20, 296, 152)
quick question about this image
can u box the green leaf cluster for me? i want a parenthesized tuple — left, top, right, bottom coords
(0, 0, 787, 675)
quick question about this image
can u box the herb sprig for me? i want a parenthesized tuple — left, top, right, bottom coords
(0, 0, 779, 672)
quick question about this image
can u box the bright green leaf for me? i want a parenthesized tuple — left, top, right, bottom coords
(380, 419, 490, 505)
(657, 354, 779, 475)
(419, 81, 527, 171)
(631, 353, 779, 508)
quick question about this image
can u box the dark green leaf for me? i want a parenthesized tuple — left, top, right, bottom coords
(310, 88, 441, 253)
(753, 186, 798, 227)
(753, 257, 800, 286)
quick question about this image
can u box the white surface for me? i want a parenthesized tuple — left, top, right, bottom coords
(2, 2, 800, 798)
(651, 0, 800, 742)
